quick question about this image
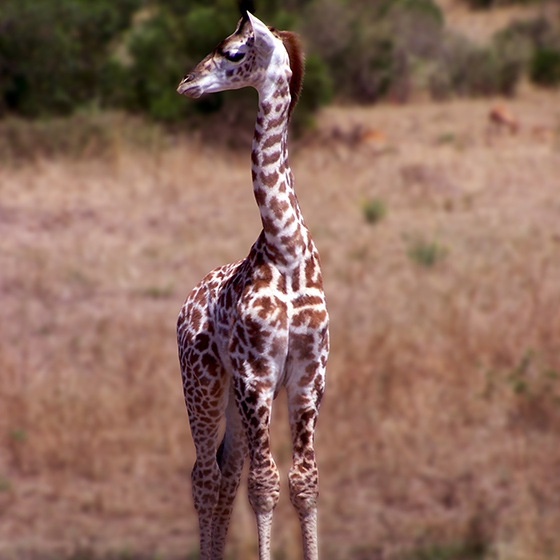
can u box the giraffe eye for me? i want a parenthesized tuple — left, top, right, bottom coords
(225, 51, 245, 63)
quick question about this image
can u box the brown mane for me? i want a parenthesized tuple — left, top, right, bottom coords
(276, 30, 305, 120)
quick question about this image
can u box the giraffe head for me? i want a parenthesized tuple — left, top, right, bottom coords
(177, 12, 304, 117)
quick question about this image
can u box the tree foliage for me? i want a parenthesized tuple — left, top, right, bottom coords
(0, 0, 559, 124)
(0, 0, 141, 117)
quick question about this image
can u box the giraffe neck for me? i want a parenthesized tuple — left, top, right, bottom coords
(251, 74, 308, 269)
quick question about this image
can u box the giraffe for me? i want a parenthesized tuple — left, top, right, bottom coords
(175, 11, 329, 560)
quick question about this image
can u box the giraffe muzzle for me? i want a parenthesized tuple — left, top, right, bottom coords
(177, 74, 202, 98)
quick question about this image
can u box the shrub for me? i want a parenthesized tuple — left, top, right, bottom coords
(302, 0, 444, 103)
(530, 48, 560, 87)
(461, 0, 494, 8)
(0, 0, 141, 117)
(406, 236, 448, 267)
(362, 198, 387, 225)
(492, 17, 550, 58)
(0, 0, 330, 127)
(123, 9, 191, 121)
(460, 0, 542, 7)
(428, 32, 523, 99)
(120, 1, 331, 127)
(494, 17, 560, 89)
(291, 53, 333, 132)
(1, 0, 555, 128)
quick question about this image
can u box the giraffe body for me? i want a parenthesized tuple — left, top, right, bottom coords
(176, 13, 329, 560)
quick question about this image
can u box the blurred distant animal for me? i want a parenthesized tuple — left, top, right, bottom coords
(488, 104, 519, 135)
(325, 124, 387, 159)
(176, 10, 328, 560)
(335, 124, 386, 147)
(359, 127, 387, 145)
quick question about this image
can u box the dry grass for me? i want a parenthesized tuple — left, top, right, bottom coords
(1, 88, 560, 560)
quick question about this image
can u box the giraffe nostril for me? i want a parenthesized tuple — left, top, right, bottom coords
(183, 73, 194, 83)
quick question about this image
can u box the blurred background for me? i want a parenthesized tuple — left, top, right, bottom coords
(1, 0, 560, 559)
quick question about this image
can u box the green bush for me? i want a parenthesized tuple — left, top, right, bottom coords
(461, 0, 493, 8)
(460, 0, 542, 7)
(406, 236, 448, 267)
(0, 0, 141, 117)
(492, 17, 560, 89)
(1, 0, 557, 130)
(530, 48, 560, 87)
(302, 0, 444, 103)
(291, 53, 333, 132)
(0, 0, 330, 127)
(362, 198, 387, 225)
(119, 1, 330, 126)
(428, 32, 523, 99)
(123, 9, 190, 121)
(493, 17, 550, 55)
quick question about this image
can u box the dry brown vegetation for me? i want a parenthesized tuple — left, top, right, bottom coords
(1, 88, 560, 560)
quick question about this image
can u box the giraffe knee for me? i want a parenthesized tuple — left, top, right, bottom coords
(247, 459, 280, 514)
(288, 464, 318, 515)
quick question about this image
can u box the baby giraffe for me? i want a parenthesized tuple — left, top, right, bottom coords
(176, 12, 329, 560)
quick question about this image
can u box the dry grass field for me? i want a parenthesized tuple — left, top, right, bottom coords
(1, 87, 560, 560)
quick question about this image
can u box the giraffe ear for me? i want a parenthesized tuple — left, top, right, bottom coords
(246, 12, 275, 54)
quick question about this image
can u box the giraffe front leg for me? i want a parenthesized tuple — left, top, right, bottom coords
(288, 440, 319, 560)
(249, 453, 280, 560)
(234, 378, 280, 560)
(286, 369, 325, 560)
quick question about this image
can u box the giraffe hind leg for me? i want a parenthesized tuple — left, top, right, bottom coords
(211, 390, 248, 559)
(187, 414, 222, 560)
(182, 351, 229, 560)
